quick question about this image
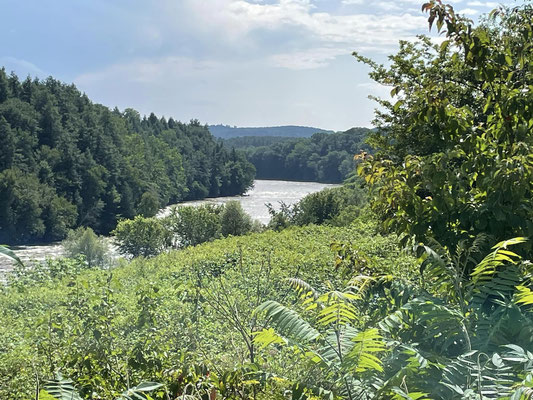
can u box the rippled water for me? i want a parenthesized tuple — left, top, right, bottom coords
(0, 180, 338, 276)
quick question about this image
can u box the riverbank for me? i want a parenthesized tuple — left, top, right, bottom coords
(0, 180, 338, 276)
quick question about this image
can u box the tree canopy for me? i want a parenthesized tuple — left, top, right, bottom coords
(243, 128, 371, 183)
(0, 71, 255, 244)
(357, 1, 533, 252)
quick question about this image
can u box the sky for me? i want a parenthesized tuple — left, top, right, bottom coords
(0, 0, 515, 131)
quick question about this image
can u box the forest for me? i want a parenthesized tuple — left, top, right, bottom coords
(237, 128, 371, 183)
(0, 73, 255, 244)
(1, 1, 533, 399)
(209, 125, 333, 139)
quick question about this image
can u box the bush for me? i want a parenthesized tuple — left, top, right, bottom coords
(62, 227, 110, 267)
(112, 216, 172, 258)
(220, 201, 252, 237)
(166, 204, 223, 248)
(267, 184, 368, 230)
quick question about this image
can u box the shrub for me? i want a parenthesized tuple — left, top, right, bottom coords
(267, 184, 368, 230)
(112, 216, 172, 258)
(220, 200, 252, 237)
(166, 204, 223, 248)
(62, 227, 110, 267)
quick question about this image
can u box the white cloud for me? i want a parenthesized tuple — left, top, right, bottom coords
(181, 0, 428, 65)
(75, 57, 221, 86)
(269, 47, 347, 69)
(458, 7, 480, 15)
(466, 1, 498, 7)
(341, 0, 365, 4)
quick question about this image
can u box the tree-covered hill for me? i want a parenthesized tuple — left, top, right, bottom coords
(240, 127, 372, 183)
(0, 69, 255, 244)
(208, 124, 333, 139)
(221, 135, 295, 149)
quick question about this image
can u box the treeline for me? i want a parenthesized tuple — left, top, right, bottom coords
(0, 69, 255, 244)
(221, 135, 294, 149)
(241, 127, 371, 183)
(209, 124, 332, 138)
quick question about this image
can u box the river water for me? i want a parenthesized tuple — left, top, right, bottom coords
(0, 180, 338, 276)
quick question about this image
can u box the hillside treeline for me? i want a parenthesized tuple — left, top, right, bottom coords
(241, 127, 371, 183)
(209, 124, 332, 138)
(0, 70, 255, 244)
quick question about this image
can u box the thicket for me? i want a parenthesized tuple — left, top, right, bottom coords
(0, 222, 414, 399)
(0, 72, 255, 244)
(267, 183, 368, 230)
(112, 201, 260, 258)
(243, 128, 371, 183)
(1, 2, 533, 399)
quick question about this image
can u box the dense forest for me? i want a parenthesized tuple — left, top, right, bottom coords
(221, 135, 294, 149)
(1, 2, 533, 400)
(209, 124, 333, 139)
(0, 71, 255, 244)
(240, 127, 371, 183)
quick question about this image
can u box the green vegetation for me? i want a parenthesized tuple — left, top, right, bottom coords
(166, 204, 224, 248)
(112, 216, 172, 258)
(220, 201, 253, 237)
(222, 135, 295, 149)
(0, 72, 255, 244)
(1, 2, 533, 399)
(244, 128, 371, 183)
(62, 227, 110, 268)
(0, 221, 414, 399)
(356, 1, 533, 253)
(209, 124, 333, 139)
(268, 184, 367, 230)
(112, 202, 260, 258)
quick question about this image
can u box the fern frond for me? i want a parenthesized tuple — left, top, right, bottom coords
(0, 244, 23, 267)
(253, 327, 287, 349)
(116, 382, 164, 400)
(316, 291, 359, 327)
(287, 278, 319, 301)
(515, 285, 533, 306)
(471, 238, 525, 283)
(346, 328, 386, 373)
(42, 373, 83, 400)
(255, 300, 320, 343)
(319, 326, 359, 368)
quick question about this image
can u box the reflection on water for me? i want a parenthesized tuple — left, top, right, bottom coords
(0, 180, 338, 276)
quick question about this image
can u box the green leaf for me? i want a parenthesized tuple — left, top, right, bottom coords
(0, 245, 23, 267)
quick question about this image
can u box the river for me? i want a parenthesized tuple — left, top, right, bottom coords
(0, 180, 338, 276)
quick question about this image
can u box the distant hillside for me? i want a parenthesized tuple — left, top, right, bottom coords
(209, 124, 333, 139)
(221, 135, 296, 149)
(242, 127, 372, 183)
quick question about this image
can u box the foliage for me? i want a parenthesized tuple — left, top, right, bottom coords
(255, 236, 533, 399)
(244, 128, 371, 183)
(355, 2, 533, 252)
(0, 243, 23, 267)
(62, 227, 110, 268)
(222, 135, 295, 149)
(268, 184, 368, 230)
(210, 124, 332, 139)
(0, 222, 414, 399)
(166, 204, 223, 248)
(112, 215, 172, 258)
(220, 200, 253, 237)
(255, 280, 386, 399)
(0, 70, 255, 244)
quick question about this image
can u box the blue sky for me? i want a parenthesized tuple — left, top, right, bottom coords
(0, 0, 514, 130)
